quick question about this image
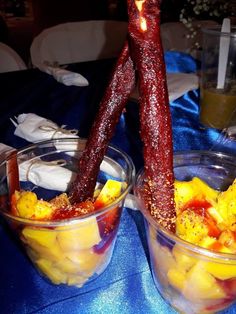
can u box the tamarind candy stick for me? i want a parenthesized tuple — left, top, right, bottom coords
(6, 150, 20, 200)
(69, 42, 135, 203)
(70, 0, 176, 233)
(128, 0, 176, 232)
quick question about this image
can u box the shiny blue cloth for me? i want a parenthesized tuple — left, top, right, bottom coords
(0, 53, 236, 314)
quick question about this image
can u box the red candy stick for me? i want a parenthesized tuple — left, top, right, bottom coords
(128, 0, 176, 232)
(69, 43, 135, 203)
(70, 0, 176, 232)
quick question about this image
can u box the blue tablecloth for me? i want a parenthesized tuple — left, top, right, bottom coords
(1, 52, 236, 314)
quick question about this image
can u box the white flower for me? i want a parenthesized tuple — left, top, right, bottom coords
(179, 0, 230, 53)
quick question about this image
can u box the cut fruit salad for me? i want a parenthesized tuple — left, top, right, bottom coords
(10, 179, 124, 287)
(149, 177, 236, 313)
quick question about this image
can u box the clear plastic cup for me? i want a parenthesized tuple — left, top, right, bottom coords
(0, 138, 135, 287)
(134, 151, 236, 313)
(200, 26, 236, 129)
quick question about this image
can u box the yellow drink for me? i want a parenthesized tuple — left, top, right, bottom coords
(200, 87, 236, 130)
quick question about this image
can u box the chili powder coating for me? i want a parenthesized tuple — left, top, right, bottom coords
(69, 43, 135, 203)
(128, 0, 176, 232)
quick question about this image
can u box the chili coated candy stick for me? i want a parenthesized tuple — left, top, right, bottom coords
(6, 150, 20, 214)
(128, 0, 176, 232)
(69, 42, 135, 203)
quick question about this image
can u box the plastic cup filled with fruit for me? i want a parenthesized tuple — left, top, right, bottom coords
(0, 138, 135, 287)
(134, 151, 236, 314)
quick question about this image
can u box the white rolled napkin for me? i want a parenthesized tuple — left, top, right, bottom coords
(11, 113, 79, 143)
(38, 63, 89, 87)
(0, 144, 73, 191)
(19, 159, 75, 191)
(130, 72, 199, 102)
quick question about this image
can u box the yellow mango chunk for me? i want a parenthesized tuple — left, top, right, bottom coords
(55, 257, 83, 274)
(201, 260, 236, 280)
(172, 245, 197, 271)
(94, 179, 123, 207)
(207, 206, 224, 226)
(15, 191, 54, 220)
(192, 177, 219, 203)
(67, 274, 89, 287)
(65, 249, 103, 275)
(167, 268, 186, 292)
(174, 180, 198, 211)
(219, 230, 236, 252)
(176, 209, 208, 244)
(183, 263, 226, 300)
(33, 200, 54, 220)
(199, 236, 232, 254)
(216, 180, 236, 228)
(57, 217, 101, 251)
(22, 227, 57, 247)
(16, 191, 37, 218)
(22, 227, 62, 261)
(174, 177, 218, 213)
(36, 258, 67, 285)
(199, 236, 218, 249)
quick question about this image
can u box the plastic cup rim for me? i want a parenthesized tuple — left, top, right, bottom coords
(0, 137, 135, 227)
(202, 25, 236, 38)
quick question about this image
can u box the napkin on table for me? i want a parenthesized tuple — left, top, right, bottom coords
(11, 113, 79, 143)
(166, 72, 199, 102)
(38, 63, 89, 87)
(130, 72, 199, 102)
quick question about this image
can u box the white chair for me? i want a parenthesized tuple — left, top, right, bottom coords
(30, 20, 128, 67)
(161, 20, 218, 59)
(0, 42, 27, 73)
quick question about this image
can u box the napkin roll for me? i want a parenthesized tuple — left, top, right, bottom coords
(38, 63, 89, 87)
(11, 113, 79, 143)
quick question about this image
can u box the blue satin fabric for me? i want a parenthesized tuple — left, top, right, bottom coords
(1, 53, 236, 314)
